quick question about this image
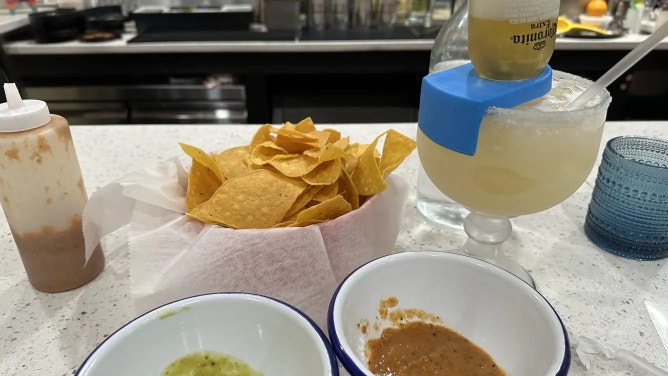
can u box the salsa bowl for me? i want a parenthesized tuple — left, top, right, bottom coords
(77, 292, 339, 376)
(328, 251, 570, 375)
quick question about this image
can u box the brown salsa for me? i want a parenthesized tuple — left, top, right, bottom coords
(364, 297, 506, 376)
(366, 321, 506, 376)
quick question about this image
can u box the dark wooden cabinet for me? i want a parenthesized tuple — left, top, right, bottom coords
(1, 42, 666, 124)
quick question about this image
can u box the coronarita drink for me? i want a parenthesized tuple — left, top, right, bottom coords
(417, 71, 612, 218)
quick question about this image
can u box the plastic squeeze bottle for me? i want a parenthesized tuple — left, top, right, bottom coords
(0, 83, 104, 293)
(468, 0, 559, 80)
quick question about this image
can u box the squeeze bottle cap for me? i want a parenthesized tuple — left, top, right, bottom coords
(0, 83, 51, 132)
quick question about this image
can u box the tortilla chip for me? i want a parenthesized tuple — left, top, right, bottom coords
(249, 124, 275, 151)
(185, 160, 222, 211)
(295, 117, 317, 133)
(333, 136, 349, 150)
(324, 128, 342, 143)
(312, 181, 339, 203)
(179, 142, 223, 181)
(338, 168, 359, 210)
(180, 118, 415, 229)
(275, 129, 326, 153)
(284, 185, 323, 219)
(294, 195, 352, 224)
(343, 143, 360, 175)
(302, 158, 342, 186)
(268, 153, 319, 177)
(379, 129, 417, 177)
(251, 141, 288, 166)
(272, 220, 296, 228)
(318, 143, 350, 162)
(352, 139, 387, 196)
(188, 169, 307, 229)
(213, 146, 251, 179)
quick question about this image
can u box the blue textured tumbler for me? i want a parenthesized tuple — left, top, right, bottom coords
(584, 136, 668, 260)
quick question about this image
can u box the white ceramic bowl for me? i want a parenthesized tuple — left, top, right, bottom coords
(77, 293, 339, 376)
(328, 251, 570, 375)
(578, 14, 613, 29)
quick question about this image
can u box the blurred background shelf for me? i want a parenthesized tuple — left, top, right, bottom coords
(0, 0, 665, 124)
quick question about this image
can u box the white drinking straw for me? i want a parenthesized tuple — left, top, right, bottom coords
(566, 21, 668, 110)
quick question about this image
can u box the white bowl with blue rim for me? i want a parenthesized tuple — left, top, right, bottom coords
(77, 292, 339, 376)
(328, 251, 570, 375)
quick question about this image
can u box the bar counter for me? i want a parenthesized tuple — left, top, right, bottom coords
(1, 121, 667, 375)
(4, 30, 668, 54)
(2, 16, 666, 124)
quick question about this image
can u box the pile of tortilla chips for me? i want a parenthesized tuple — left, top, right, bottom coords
(179, 117, 416, 229)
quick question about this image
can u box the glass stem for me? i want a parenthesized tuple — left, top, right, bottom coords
(461, 211, 512, 263)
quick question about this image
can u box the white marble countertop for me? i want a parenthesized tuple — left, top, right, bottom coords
(0, 7, 59, 34)
(1, 121, 667, 375)
(3, 30, 667, 54)
(0, 8, 41, 34)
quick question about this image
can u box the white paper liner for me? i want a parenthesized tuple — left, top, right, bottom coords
(83, 156, 409, 328)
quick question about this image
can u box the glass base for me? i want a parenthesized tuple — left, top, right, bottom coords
(417, 198, 468, 229)
(450, 246, 535, 288)
(416, 166, 469, 229)
(455, 213, 536, 288)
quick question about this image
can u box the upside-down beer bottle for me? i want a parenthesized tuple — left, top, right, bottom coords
(468, 0, 559, 80)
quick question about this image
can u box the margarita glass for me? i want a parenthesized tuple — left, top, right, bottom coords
(417, 71, 611, 286)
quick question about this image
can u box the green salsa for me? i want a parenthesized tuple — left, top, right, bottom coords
(158, 306, 191, 320)
(161, 351, 263, 376)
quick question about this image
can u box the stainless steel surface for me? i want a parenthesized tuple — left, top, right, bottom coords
(273, 105, 417, 123)
(87, 0, 139, 14)
(47, 101, 129, 125)
(131, 100, 247, 123)
(263, 0, 300, 30)
(26, 85, 245, 101)
(352, 0, 371, 28)
(331, 0, 349, 29)
(308, 0, 326, 29)
(377, 0, 398, 28)
(4, 32, 668, 55)
(25, 84, 247, 124)
(609, 0, 631, 33)
(161, 0, 257, 10)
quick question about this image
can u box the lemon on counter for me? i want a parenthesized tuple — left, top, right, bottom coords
(586, 0, 608, 17)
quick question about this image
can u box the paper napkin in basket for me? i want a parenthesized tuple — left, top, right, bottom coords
(83, 156, 409, 328)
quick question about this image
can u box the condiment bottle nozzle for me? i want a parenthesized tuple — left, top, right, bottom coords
(4, 83, 24, 110)
(0, 83, 51, 132)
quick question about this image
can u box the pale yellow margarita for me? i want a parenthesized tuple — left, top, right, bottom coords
(417, 71, 611, 218)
